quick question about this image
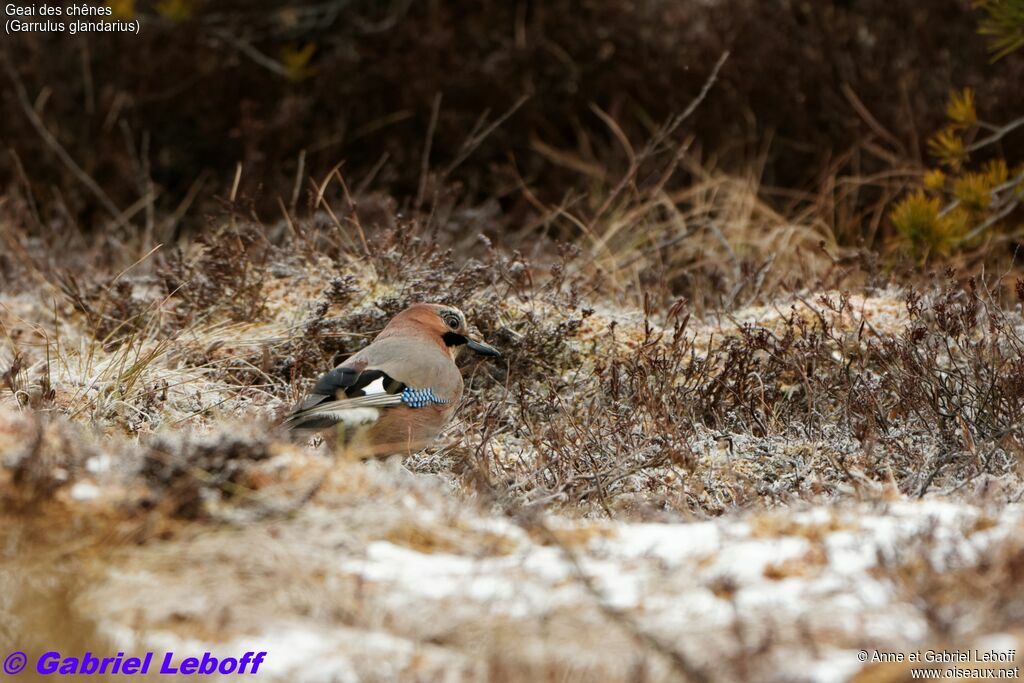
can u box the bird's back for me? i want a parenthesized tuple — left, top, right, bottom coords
(346, 336, 464, 401)
(287, 335, 464, 458)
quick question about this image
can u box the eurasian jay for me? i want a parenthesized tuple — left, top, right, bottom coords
(285, 303, 500, 458)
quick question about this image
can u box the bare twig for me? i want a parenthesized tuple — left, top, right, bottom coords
(290, 149, 307, 214)
(208, 28, 290, 77)
(7, 149, 44, 233)
(415, 93, 442, 211)
(442, 94, 529, 178)
(585, 51, 729, 231)
(4, 60, 123, 223)
(967, 115, 1024, 152)
(953, 170, 1024, 243)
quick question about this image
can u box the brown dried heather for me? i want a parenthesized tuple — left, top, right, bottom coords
(5, 183, 1024, 520)
(140, 429, 275, 519)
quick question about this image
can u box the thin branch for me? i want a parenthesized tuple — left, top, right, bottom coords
(442, 94, 529, 178)
(208, 28, 290, 77)
(585, 51, 729, 231)
(954, 170, 1024, 243)
(7, 149, 44, 233)
(960, 193, 1023, 243)
(4, 60, 123, 222)
(841, 82, 906, 154)
(290, 149, 307, 214)
(665, 51, 731, 138)
(415, 93, 442, 211)
(967, 114, 1024, 152)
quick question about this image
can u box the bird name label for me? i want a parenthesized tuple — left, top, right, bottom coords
(4, 3, 140, 35)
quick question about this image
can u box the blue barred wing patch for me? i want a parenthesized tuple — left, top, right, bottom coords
(401, 387, 450, 408)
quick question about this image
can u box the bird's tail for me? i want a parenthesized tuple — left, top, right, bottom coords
(283, 393, 404, 431)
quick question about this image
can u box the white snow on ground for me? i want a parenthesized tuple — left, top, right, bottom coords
(87, 497, 1024, 682)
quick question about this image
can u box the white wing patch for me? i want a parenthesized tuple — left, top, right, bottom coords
(362, 376, 387, 395)
(321, 407, 380, 427)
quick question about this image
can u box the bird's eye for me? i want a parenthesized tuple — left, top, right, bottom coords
(444, 314, 461, 329)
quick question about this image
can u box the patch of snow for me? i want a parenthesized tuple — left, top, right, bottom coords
(85, 454, 113, 474)
(85, 495, 1024, 683)
(69, 481, 100, 501)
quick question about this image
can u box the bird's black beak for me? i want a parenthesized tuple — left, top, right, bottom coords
(443, 330, 500, 357)
(466, 338, 501, 357)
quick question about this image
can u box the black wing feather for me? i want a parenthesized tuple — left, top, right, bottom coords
(309, 367, 406, 400)
(310, 366, 361, 398)
(287, 366, 407, 430)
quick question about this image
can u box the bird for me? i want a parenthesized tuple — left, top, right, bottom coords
(284, 303, 500, 459)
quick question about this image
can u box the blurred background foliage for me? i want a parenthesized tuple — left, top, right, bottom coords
(1, 0, 1023, 260)
(889, 1, 1024, 259)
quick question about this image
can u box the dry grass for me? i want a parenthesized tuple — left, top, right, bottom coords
(4, 164, 1024, 518)
(3, 158, 1024, 681)
(4, 1, 1024, 675)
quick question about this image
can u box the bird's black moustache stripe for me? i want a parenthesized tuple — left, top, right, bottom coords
(442, 331, 467, 347)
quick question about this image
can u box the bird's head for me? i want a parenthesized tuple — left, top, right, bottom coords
(380, 303, 501, 359)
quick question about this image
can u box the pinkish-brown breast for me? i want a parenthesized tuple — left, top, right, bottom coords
(347, 402, 457, 459)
